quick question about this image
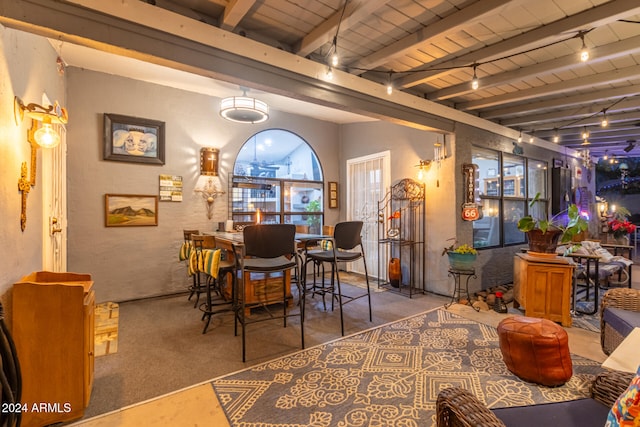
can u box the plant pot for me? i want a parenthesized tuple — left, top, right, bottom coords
(447, 252, 477, 271)
(606, 234, 629, 246)
(526, 229, 562, 253)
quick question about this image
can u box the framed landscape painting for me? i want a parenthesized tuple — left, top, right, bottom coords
(103, 113, 165, 165)
(105, 194, 158, 227)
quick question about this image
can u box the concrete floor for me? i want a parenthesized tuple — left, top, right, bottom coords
(71, 266, 639, 427)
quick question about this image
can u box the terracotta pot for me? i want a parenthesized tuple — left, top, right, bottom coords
(388, 257, 401, 288)
(526, 229, 562, 253)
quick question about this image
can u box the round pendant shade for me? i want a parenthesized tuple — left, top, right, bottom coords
(220, 96, 269, 124)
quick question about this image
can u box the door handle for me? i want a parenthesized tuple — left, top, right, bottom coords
(51, 217, 62, 234)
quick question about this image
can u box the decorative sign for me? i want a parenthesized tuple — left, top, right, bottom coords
(461, 163, 481, 221)
(159, 174, 183, 201)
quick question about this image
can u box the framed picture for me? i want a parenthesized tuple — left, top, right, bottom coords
(553, 158, 564, 168)
(105, 194, 158, 227)
(104, 113, 165, 164)
(328, 181, 338, 209)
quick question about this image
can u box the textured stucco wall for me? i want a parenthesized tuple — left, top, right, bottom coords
(0, 26, 65, 320)
(66, 68, 341, 303)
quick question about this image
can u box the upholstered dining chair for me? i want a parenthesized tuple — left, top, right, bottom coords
(189, 234, 215, 308)
(302, 220, 372, 336)
(233, 224, 303, 362)
(182, 229, 200, 302)
(192, 235, 235, 334)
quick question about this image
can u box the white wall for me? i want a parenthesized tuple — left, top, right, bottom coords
(66, 68, 341, 302)
(0, 26, 66, 317)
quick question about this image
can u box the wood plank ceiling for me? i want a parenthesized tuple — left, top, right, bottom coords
(152, 0, 640, 159)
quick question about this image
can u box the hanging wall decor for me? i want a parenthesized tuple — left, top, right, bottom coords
(103, 113, 165, 165)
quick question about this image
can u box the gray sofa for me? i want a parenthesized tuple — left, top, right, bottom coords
(601, 287, 640, 355)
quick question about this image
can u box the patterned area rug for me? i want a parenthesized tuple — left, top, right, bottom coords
(211, 309, 603, 427)
(95, 301, 119, 356)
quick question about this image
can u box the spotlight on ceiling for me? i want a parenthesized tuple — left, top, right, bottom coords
(623, 140, 636, 153)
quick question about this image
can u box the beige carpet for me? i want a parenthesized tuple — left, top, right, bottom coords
(94, 302, 119, 357)
(212, 308, 603, 426)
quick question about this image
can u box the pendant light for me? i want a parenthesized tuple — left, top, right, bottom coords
(220, 90, 269, 124)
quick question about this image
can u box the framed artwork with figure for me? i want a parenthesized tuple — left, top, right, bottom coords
(103, 113, 165, 165)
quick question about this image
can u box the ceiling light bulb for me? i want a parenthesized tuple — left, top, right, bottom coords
(553, 134, 559, 143)
(331, 52, 339, 67)
(581, 128, 589, 139)
(579, 35, 589, 62)
(517, 132, 522, 143)
(386, 83, 393, 95)
(326, 67, 333, 80)
(34, 116, 60, 148)
(529, 135, 534, 143)
(471, 65, 479, 90)
(601, 115, 608, 127)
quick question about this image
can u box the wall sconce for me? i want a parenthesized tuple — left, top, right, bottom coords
(200, 147, 219, 176)
(416, 159, 431, 181)
(14, 96, 68, 231)
(14, 96, 68, 148)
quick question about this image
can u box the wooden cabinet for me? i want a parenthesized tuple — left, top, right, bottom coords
(12, 272, 95, 426)
(513, 253, 574, 327)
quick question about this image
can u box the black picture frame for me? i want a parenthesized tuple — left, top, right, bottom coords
(553, 158, 564, 168)
(103, 113, 165, 165)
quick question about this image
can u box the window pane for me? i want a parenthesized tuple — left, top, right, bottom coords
(504, 200, 526, 244)
(473, 148, 500, 197)
(231, 179, 280, 213)
(473, 199, 500, 247)
(528, 159, 547, 199)
(503, 154, 525, 198)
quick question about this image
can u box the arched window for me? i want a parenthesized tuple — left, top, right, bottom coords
(230, 129, 324, 232)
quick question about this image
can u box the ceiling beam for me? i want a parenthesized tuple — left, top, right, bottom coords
(429, 34, 640, 101)
(457, 65, 640, 111)
(294, 0, 386, 58)
(395, 0, 640, 89)
(220, 0, 255, 31)
(347, 0, 513, 73)
(485, 86, 640, 122)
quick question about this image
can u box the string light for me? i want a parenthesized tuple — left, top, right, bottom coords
(386, 72, 393, 95)
(326, 67, 334, 80)
(553, 129, 559, 143)
(517, 130, 522, 143)
(601, 109, 609, 127)
(471, 64, 479, 90)
(581, 127, 589, 140)
(579, 33, 589, 62)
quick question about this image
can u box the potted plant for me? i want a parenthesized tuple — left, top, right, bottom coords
(442, 238, 478, 270)
(606, 206, 636, 245)
(305, 199, 321, 234)
(517, 193, 589, 254)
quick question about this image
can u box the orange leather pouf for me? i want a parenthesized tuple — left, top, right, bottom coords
(497, 316, 573, 386)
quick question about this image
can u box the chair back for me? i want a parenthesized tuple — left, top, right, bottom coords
(183, 229, 199, 243)
(192, 234, 215, 250)
(333, 221, 363, 250)
(243, 224, 296, 258)
(295, 224, 310, 234)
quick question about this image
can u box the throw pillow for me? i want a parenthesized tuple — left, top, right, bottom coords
(606, 365, 640, 426)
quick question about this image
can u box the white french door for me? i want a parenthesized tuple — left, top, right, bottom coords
(346, 151, 390, 278)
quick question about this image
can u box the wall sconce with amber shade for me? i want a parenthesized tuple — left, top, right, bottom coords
(200, 147, 219, 176)
(14, 96, 68, 231)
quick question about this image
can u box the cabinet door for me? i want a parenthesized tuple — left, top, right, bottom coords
(525, 264, 572, 325)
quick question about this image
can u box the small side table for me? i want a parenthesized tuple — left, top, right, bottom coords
(445, 268, 479, 311)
